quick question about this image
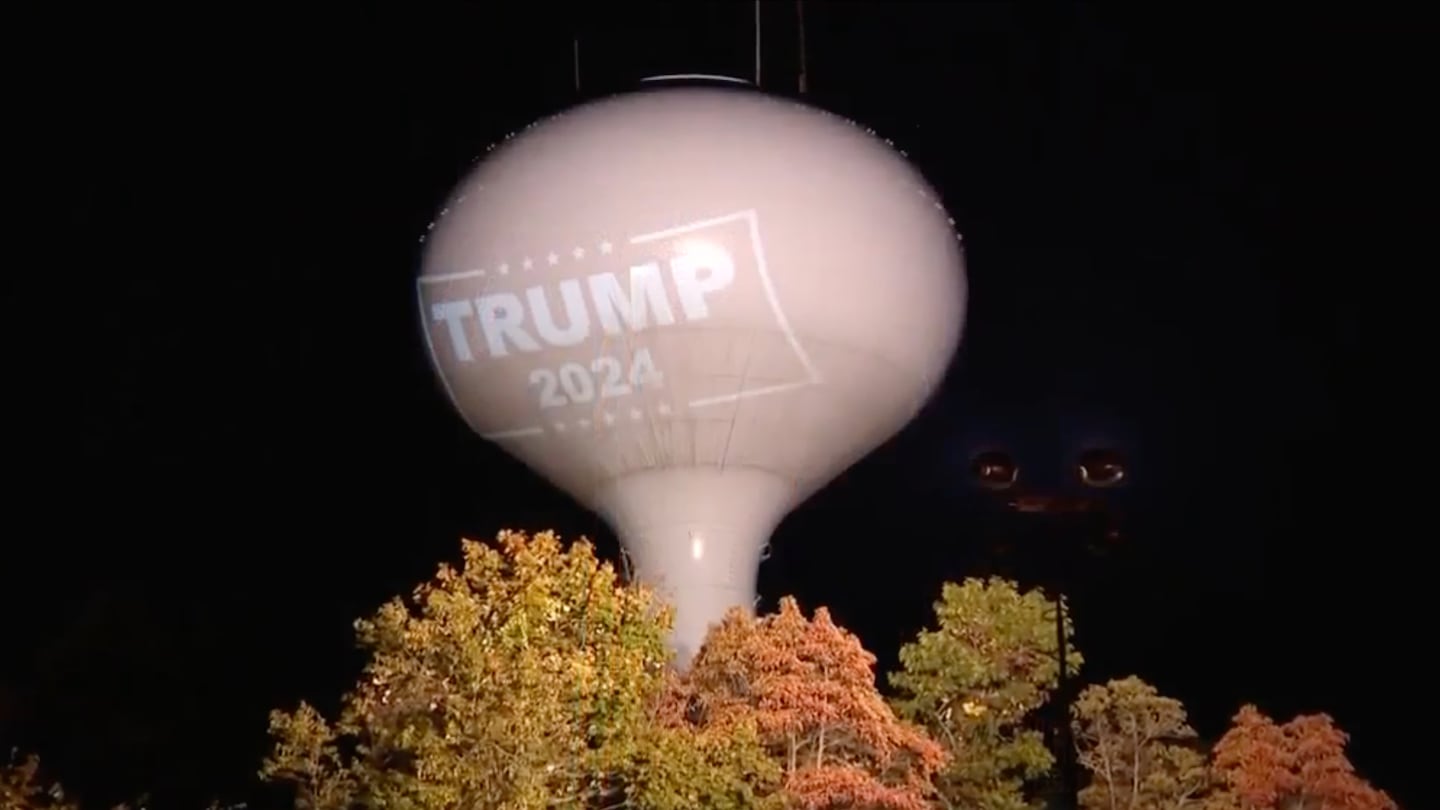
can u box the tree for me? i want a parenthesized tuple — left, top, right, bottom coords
(262, 530, 779, 809)
(887, 577, 1082, 810)
(663, 596, 946, 810)
(2, 753, 79, 810)
(0, 753, 169, 810)
(1070, 677, 1214, 810)
(1209, 705, 1395, 810)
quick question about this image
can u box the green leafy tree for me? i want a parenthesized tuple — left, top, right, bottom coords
(888, 577, 1082, 810)
(1070, 677, 1215, 810)
(262, 530, 778, 810)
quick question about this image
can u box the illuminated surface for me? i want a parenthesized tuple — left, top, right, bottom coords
(971, 450, 1019, 490)
(419, 87, 966, 664)
(1077, 448, 1126, 488)
(640, 74, 753, 85)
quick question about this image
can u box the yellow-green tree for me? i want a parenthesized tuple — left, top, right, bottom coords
(1070, 677, 1214, 810)
(0, 753, 164, 810)
(888, 578, 1082, 810)
(262, 530, 779, 810)
(2, 753, 79, 810)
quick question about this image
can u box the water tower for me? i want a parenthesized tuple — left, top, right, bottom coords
(418, 81, 965, 664)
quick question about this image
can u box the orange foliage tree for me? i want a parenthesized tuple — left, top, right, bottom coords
(1209, 705, 1395, 810)
(660, 596, 947, 810)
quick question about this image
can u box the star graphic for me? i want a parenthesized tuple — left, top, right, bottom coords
(572, 247, 586, 260)
(497, 262, 509, 274)
(602, 412, 616, 426)
(657, 402, 672, 416)
(547, 252, 559, 266)
(629, 408, 643, 421)
(599, 241, 613, 254)
(522, 257, 533, 270)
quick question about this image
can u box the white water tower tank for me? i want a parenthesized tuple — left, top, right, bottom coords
(418, 82, 966, 664)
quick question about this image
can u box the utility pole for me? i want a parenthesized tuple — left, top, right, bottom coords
(970, 448, 1128, 810)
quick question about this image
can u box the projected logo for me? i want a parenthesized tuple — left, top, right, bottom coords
(418, 210, 821, 440)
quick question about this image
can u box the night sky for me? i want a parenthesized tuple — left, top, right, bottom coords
(5, 4, 1425, 808)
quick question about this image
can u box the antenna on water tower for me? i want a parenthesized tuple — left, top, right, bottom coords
(572, 34, 581, 95)
(796, 0, 808, 94)
(753, 0, 763, 86)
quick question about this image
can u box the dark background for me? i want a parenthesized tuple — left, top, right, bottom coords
(5, 3, 1425, 808)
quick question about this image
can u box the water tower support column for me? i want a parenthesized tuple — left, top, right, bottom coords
(594, 466, 795, 667)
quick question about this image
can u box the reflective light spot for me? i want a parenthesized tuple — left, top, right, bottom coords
(1077, 449, 1126, 488)
(971, 450, 1019, 490)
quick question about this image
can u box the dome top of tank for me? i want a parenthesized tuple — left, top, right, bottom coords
(637, 74, 755, 88)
